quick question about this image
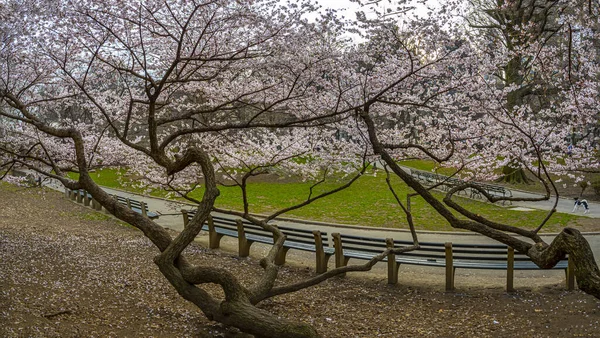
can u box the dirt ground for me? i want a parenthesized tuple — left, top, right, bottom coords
(2, 184, 600, 337)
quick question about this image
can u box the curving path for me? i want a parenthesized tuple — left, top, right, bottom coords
(28, 173, 600, 290)
(39, 176, 600, 260)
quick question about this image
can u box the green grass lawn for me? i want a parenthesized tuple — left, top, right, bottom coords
(67, 167, 584, 232)
(399, 158, 600, 201)
(398, 159, 458, 176)
(67, 168, 149, 194)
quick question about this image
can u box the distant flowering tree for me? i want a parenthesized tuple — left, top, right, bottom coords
(0, 1, 377, 336)
(1, 0, 600, 336)
(348, 0, 600, 299)
(463, 0, 600, 183)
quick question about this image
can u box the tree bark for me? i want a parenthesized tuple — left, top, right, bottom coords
(529, 227, 600, 298)
(498, 164, 531, 184)
(75, 147, 319, 337)
(212, 301, 319, 338)
(360, 108, 600, 301)
(156, 257, 320, 338)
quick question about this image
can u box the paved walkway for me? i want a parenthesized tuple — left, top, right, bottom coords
(401, 165, 599, 217)
(510, 189, 598, 217)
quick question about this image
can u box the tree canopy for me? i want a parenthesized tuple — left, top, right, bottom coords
(1, 0, 599, 336)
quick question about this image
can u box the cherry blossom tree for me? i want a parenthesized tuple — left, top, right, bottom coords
(463, 0, 600, 183)
(2, 0, 600, 336)
(0, 1, 389, 336)
(348, 0, 600, 298)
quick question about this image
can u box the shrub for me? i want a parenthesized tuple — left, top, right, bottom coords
(592, 179, 600, 196)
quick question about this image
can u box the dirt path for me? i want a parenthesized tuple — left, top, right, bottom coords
(1, 183, 600, 337)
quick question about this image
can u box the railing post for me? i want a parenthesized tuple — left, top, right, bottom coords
(207, 216, 222, 249)
(272, 225, 289, 266)
(83, 191, 91, 206)
(237, 219, 250, 257)
(313, 230, 328, 274)
(445, 242, 454, 292)
(386, 238, 399, 285)
(92, 197, 102, 211)
(567, 256, 575, 290)
(332, 233, 348, 277)
(181, 209, 189, 228)
(507, 247, 515, 292)
(332, 233, 344, 268)
(141, 201, 148, 217)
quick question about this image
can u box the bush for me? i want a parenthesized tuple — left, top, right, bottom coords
(592, 179, 600, 196)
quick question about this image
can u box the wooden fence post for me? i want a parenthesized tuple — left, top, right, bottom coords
(386, 238, 399, 285)
(207, 216, 224, 249)
(141, 201, 148, 217)
(332, 233, 344, 268)
(567, 256, 575, 290)
(92, 197, 102, 211)
(181, 209, 189, 228)
(445, 242, 454, 292)
(332, 233, 348, 277)
(313, 230, 328, 274)
(273, 225, 290, 266)
(507, 247, 515, 292)
(237, 219, 250, 257)
(83, 191, 91, 206)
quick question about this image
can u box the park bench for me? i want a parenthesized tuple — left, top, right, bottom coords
(66, 188, 101, 210)
(439, 177, 470, 196)
(409, 169, 512, 203)
(409, 169, 468, 195)
(110, 194, 159, 219)
(65, 189, 159, 219)
(410, 170, 440, 184)
(182, 211, 334, 273)
(331, 233, 574, 292)
(470, 183, 512, 204)
(484, 184, 512, 197)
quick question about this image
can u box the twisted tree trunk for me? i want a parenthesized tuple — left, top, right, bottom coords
(530, 228, 600, 298)
(498, 165, 531, 184)
(156, 257, 320, 338)
(360, 107, 600, 301)
(75, 148, 320, 338)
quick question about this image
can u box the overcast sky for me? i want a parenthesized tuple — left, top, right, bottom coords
(313, 0, 432, 20)
(307, 0, 433, 43)
(315, 0, 361, 14)
(313, 0, 375, 20)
